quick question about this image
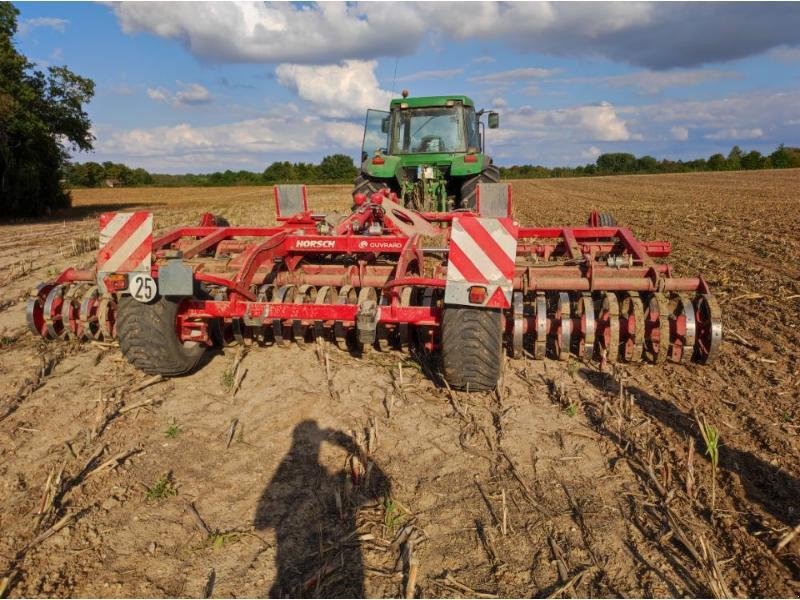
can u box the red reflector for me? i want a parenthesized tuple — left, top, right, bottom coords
(464, 154, 477, 163)
(103, 273, 129, 292)
(468, 286, 487, 304)
(372, 156, 385, 165)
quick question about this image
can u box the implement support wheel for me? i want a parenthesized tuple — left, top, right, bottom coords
(117, 295, 206, 376)
(441, 306, 503, 392)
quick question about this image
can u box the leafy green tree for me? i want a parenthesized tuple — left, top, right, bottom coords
(596, 153, 636, 174)
(263, 161, 297, 183)
(0, 3, 94, 216)
(727, 145, 742, 170)
(635, 155, 658, 172)
(740, 150, 765, 170)
(707, 154, 726, 171)
(318, 154, 357, 181)
(769, 144, 791, 169)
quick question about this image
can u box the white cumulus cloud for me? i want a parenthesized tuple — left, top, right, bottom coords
(506, 101, 637, 143)
(469, 67, 559, 85)
(396, 68, 464, 83)
(671, 126, 689, 141)
(18, 17, 69, 36)
(96, 111, 363, 172)
(275, 60, 392, 118)
(581, 146, 602, 160)
(561, 69, 740, 95)
(108, 2, 800, 69)
(704, 128, 763, 141)
(110, 2, 424, 64)
(146, 82, 212, 107)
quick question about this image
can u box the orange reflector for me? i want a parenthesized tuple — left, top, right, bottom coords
(103, 273, 129, 292)
(372, 156, 385, 165)
(464, 154, 477, 163)
(468, 285, 487, 304)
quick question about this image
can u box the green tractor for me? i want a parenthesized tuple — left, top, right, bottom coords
(354, 91, 500, 212)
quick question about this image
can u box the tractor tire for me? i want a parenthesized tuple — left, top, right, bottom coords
(596, 213, 617, 227)
(441, 306, 503, 391)
(117, 295, 206, 376)
(460, 164, 501, 211)
(352, 174, 384, 200)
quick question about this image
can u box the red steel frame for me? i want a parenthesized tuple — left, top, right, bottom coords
(46, 192, 711, 348)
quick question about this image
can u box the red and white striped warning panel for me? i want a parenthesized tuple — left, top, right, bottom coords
(445, 215, 518, 308)
(97, 212, 153, 273)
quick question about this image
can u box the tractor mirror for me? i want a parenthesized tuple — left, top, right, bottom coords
(381, 117, 390, 134)
(488, 112, 499, 129)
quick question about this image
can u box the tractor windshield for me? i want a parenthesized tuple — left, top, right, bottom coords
(390, 106, 466, 154)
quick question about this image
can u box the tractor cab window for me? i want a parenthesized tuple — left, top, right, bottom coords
(361, 109, 390, 160)
(391, 106, 466, 154)
(465, 107, 480, 152)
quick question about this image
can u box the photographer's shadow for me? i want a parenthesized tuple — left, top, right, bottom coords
(254, 420, 390, 598)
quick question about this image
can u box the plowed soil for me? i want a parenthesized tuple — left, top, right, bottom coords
(1, 170, 798, 598)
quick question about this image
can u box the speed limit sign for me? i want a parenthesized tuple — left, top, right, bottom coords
(129, 273, 157, 303)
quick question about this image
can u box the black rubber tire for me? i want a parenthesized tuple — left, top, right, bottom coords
(460, 164, 500, 211)
(352, 173, 384, 200)
(441, 306, 503, 391)
(598, 212, 616, 226)
(117, 295, 206, 376)
(213, 215, 230, 227)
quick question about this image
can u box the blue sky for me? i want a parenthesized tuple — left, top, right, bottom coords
(13, 1, 800, 173)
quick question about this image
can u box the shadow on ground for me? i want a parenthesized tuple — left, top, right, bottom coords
(254, 420, 390, 598)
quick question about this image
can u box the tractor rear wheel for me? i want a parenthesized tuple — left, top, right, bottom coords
(599, 213, 616, 226)
(460, 164, 501, 211)
(352, 174, 384, 200)
(117, 295, 206, 376)
(441, 306, 503, 391)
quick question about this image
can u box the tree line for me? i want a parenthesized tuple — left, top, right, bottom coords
(66, 145, 800, 190)
(499, 145, 800, 179)
(64, 154, 359, 188)
(1, 3, 94, 217)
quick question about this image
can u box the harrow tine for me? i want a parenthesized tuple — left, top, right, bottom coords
(314, 285, 335, 344)
(43, 284, 66, 339)
(669, 293, 697, 364)
(335, 285, 356, 349)
(397, 287, 414, 353)
(231, 318, 246, 346)
(554, 292, 571, 361)
(645, 293, 671, 364)
(510, 291, 524, 358)
(693, 294, 722, 364)
(60, 285, 80, 340)
(293, 284, 316, 346)
(97, 294, 117, 340)
(27, 283, 55, 339)
(620, 292, 644, 363)
(272, 285, 295, 347)
(256, 284, 276, 345)
(376, 289, 393, 352)
(79, 285, 102, 341)
(533, 292, 547, 359)
(575, 293, 596, 361)
(417, 287, 437, 354)
(357, 287, 377, 354)
(597, 291, 620, 364)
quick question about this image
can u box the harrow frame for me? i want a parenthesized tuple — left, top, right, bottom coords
(28, 184, 722, 387)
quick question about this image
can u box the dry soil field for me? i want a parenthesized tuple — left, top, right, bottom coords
(0, 170, 799, 598)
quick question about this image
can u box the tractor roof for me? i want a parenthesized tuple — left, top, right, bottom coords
(390, 95, 475, 109)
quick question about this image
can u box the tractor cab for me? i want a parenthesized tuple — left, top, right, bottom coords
(356, 93, 500, 212)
